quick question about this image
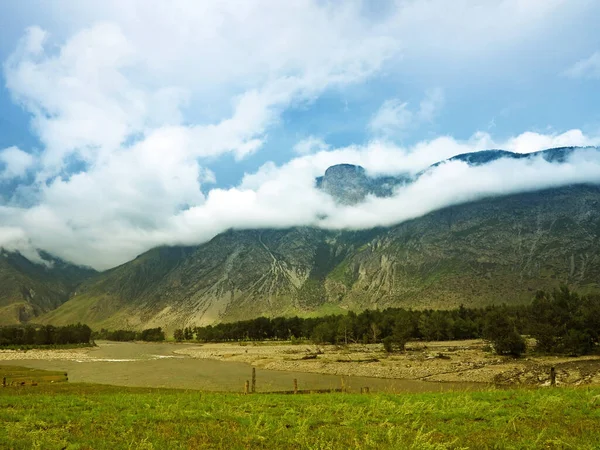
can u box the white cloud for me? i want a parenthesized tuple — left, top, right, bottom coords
(0, 3, 400, 268)
(1, 1, 599, 269)
(170, 136, 600, 253)
(0, 225, 46, 265)
(563, 52, 600, 79)
(0, 147, 36, 180)
(1, 129, 599, 269)
(3, 3, 399, 180)
(369, 88, 445, 137)
(369, 99, 413, 137)
(503, 129, 595, 153)
(27, 0, 583, 76)
(5, 25, 147, 173)
(293, 136, 331, 155)
(317, 147, 600, 230)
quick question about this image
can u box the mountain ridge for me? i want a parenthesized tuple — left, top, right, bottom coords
(0, 251, 96, 325)
(316, 145, 597, 204)
(1, 145, 598, 329)
(42, 183, 600, 331)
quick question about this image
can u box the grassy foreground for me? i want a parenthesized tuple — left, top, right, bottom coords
(0, 369, 598, 449)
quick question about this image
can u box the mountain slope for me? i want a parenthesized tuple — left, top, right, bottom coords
(324, 184, 600, 310)
(42, 183, 600, 331)
(0, 251, 96, 325)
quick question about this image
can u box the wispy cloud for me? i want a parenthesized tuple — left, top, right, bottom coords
(293, 136, 330, 155)
(563, 52, 600, 80)
(417, 88, 445, 122)
(368, 99, 413, 137)
(369, 88, 445, 137)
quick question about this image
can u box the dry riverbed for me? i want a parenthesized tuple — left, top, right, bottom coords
(0, 342, 476, 392)
(1, 339, 599, 388)
(174, 340, 600, 387)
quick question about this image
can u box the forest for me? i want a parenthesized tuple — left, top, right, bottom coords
(92, 327, 166, 342)
(9, 287, 595, 356)
(0, 323, 92, 347)
(176, 287, 600, 356)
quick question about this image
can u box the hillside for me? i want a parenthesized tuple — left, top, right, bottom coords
(42, 181, 600, 331)
(0, 251, 96, 325)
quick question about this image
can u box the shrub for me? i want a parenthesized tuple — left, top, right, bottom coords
(382, 336, 394, 353)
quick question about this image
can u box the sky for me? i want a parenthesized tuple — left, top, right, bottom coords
(0, 0, 600, 270)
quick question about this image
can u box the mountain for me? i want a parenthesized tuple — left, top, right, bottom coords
(0, 251, 96, 325)
(39, 146, 600, 330)
(0, 145, 586, 330)
(316, 146, 592, 204)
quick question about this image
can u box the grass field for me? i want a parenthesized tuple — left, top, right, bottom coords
(0, 365, 68, 386)
(0, 367, 599, 449)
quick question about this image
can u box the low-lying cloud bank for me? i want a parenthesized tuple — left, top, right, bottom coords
(1, 130, 599, 270)
(1, 1, 600, 270)
(172, 138, 600, 243)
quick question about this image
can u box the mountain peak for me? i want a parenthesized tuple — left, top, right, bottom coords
(323, 163, 366, 177)
(316, 164, 407, 205)
(317, 146, 600, 205)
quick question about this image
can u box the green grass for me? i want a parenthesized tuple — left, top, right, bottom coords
(0, 365, 68, 386)
(0, 368, 599, 450)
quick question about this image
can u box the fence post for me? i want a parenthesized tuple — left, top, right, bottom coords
(251, 368, 256, 393)
(2, 377, 5, 387)
(341, 377, 346, 393)
(244, 380, 250, 394)
(293, 378, 298, 394)
(550, 367, 556, 387)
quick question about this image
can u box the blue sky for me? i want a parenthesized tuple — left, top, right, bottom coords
(0, 0, 599, 268)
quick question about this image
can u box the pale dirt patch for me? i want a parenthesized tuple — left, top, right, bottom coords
(174, 340, 600, 386)
(0, 347, 93, 361)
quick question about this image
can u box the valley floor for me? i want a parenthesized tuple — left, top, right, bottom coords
(174, 339, 600, 387)
(1, 339, 599, 388)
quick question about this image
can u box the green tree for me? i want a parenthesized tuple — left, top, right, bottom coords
(336, 314, 355, 345)
(174, 329, 184, 342)
(391, 312, 414, 352)
(418, 311, 451, 341)
(483, 309, 526, 357)
(311, 322, 335, 344)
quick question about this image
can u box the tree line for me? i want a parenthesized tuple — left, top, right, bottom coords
(93, 327, 165, 342)
(0, 323, 92, 347)
(173, 287, 599, 357)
